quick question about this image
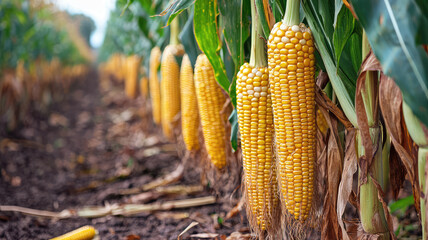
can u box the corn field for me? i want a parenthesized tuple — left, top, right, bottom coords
(1, 0, 427, 239)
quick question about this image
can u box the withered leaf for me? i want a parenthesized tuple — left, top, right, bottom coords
(337, 129, 357, 240)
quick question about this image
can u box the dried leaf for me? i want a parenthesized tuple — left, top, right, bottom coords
(379, 76, 420, 212)
(355, 51, 381, 185)
(49, 113, 69, 127)
(154, 212, 189, 220)
(190, 233, 219, 238)
(388, 145, 406, 199)
(226, 232, 252, 240)
(321, 109, 343, 240)
(225, 197, 244, 220)
(337, 129, 357, 240)
(126, 234, 141, 240)
(178, 221, 199, 238)
(316, 85, 353, 129)
(316, 70, 329, 89)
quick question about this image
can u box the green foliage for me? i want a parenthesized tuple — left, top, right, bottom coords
(302, 0, 359, 126)
(194, 0, 230, 95)
(389, 195, 414, 215)
(352, 0, 428, 127)
(0, 0, 88, 70)
(178, 11, 200, 68)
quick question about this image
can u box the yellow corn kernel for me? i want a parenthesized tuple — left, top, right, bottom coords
(268, 23, 315, 222)
(150, 47, 162, 124)
(160, 45, 184, 140)
(180, 54, 200, 151)
(236, 63, 279, 231)
(50, 225, 96, 240)
(194, 54, 227, 169)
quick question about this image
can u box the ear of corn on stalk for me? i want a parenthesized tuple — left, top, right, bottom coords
(267, 0, 316, 221)
(194, 54, 227, 169)
(125, 55, 141, 99)
(236, 0, 280, 232)
(160, 44, 184, 139)
(180, 54, 200, 151)
(237, 63, 280, 231)
(140, 76, 149, 98)
(150, 47, 162, 125)
(50, 225, 96, 240)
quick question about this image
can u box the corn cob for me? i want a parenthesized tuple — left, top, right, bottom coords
(150, 47, 162, 124)
(237, 63, 279, 230)
(267, 1, 316, 221)
(140, 76, 149, 98)
(125, 55, 140, 99)
(180, 54, 200, 151)
(160, 45, 183, 139)
(50, 225, 96, 240)
(194, 54, 227, 169)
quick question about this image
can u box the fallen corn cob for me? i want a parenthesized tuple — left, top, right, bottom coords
(50, 225, 96, 240)
(267, 0, 316, 222)
(180, 54, 200, 151)
(149, 47, 162, 125)
(194, 54, 227, 169)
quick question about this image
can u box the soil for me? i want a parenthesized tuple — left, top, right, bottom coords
(0, 70, 422, 240)
(0, 71, 247, 240)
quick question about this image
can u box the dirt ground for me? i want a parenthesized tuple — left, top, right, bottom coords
(0, 71, 247, 240)
(0, 70, 422, 240)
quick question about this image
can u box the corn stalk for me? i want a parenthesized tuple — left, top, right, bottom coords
(357, 31, 389, 239)
(403, 102, 428, 239)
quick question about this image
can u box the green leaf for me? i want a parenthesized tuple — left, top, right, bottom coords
(389, 195, 414, 213)
(255, 0, 270, 39)
(302, 0, 357, 126)
(352, 0, 428, 127)
(221, 41, 236, 106)
(161, 0, 195, 25)
(318, 0, 334, 39)
(121, 0, 134, 16)
(218, 0, 247, 68)
(179, 10, 200, 68)
(346, 32, 362, 74)
(333, 5, 354, 66)
(229, 109, 239, 151)
(333, 0, 342, 27)
(194, 0, 230, 94)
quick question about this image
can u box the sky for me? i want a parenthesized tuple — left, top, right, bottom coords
(54, 0, 116, 48)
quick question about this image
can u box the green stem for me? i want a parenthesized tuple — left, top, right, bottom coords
(282, 0, 300, 26)
(170, 17, 179, 45)
(358, 31, 389, 239)
(357, 129, 390, 239)
(362, 31, 378, 126)
(403, 102, 428, 239)
(249, 0, 267, 68)
(419, 148, 428, 240)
